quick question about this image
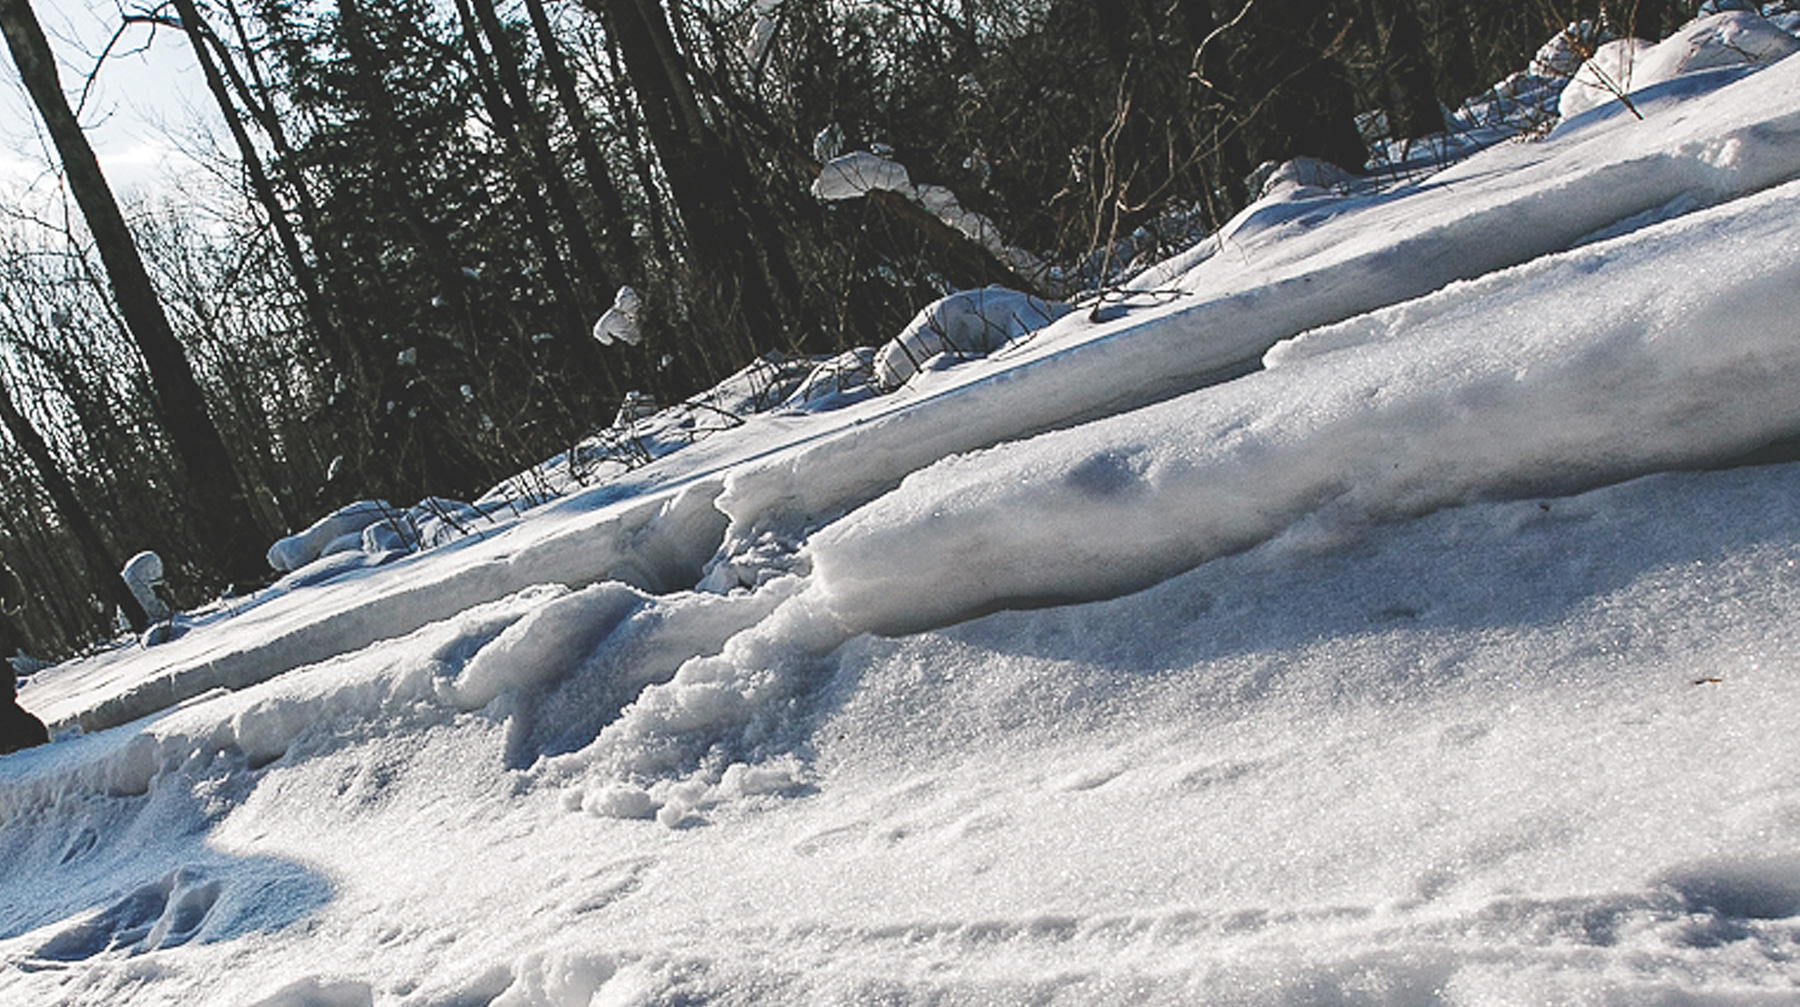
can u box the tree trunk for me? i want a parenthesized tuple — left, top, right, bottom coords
(583, 0, 793, 350)
(522, 0, 640, 283)
(170, 0, 354, 377)
(452, 0, 596, 336)
(0, 0, 268, 585)
(1221, 0, 1367, 173)
(1177, 0, 1255, 211)
(335, 0, 469, 311)
(467, 0, 614, 308)
(602, 29, 671, 254)
(0, 372, 148, 632)
(1359, 0, 1443, 142)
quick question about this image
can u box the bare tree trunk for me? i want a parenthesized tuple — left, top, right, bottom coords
(467, 0, 614, 306)
(584, 0, 793, 350)
(335, 0, 469, 311)
(522, 0, 640, 283)
(1358, 0, 1443, 142)
(603, 27, 671, 255)
(0, 0, 268, 585)
(453, 0, 595, 334)
(168, 0, 354, 377)
(0, 372, 148, 632)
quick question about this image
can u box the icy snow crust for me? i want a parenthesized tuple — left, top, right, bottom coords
(8, 24, 1800, 1006)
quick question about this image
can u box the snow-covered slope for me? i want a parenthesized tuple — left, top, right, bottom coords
(6, 16, 1800, 1007)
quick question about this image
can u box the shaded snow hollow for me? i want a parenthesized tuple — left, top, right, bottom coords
(8, 17, 1800, 1007)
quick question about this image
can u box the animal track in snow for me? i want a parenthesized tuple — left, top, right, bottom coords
(34, 866, 222, 961)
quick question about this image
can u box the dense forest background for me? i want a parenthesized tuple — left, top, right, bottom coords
(0, 0, 1702, 654)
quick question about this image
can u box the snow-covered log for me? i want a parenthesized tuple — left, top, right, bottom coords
(873, 288, 1073, 391)
(266, 500, 394, 573)
(119, 551, 171, 623)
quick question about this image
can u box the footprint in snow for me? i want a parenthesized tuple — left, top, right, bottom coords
(34, 866, 222, 961)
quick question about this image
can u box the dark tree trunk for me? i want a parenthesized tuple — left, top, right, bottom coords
(1359, 0, 1443, 142)
(522, 0, 640, 283)
(1227, 0, 1367, 173)
(603, 29, 672, 255)
(0, 375, 148, 632)
(452, 0, 595, 335)
(1177, 0, 1255, 209)
(467, 0, 614, 308)
(170, 0, 354, 377)
(0, 0, 268, 584)
(1424, 0, 1481, 108)
(583, 0, 794, 351)
(335, 0, 469, 310)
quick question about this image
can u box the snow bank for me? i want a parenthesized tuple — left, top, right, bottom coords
(48, 478, 730, 735)
(31, 34, 1800, 744)
(13, 456, 1800, 1004)
(1557, 38, 1655, 119)
(811, 176, 1800, 634)
(776, 348, 877, 413)
(715, 52, 1800, 575)
(546, 581, 834, 825)
(1560, 11, 1799, 120)
(12, 17, 1800, 1003)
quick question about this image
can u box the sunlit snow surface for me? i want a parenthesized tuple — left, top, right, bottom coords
(8, 22, 1800, 1007)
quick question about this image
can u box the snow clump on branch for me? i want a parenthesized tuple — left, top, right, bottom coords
(592, 286, 643, 347)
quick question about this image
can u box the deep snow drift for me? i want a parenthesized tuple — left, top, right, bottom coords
(6, 13, 1800, 1006)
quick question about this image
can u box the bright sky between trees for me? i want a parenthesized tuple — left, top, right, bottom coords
(1, 0, 209, 203)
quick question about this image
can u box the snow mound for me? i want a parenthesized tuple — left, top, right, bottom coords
(119, 551, 170, 623)
(812, 151, 911, 200)
(874, 288, 1072, 391)
(1529, 20, 1605, 79)
(592, 286, 642, 346)
(1560, 11, 1800, 119)
(1247, 156, 1359, 201)
(812, 176, 1800, 635)
(267, 500, 395, 573)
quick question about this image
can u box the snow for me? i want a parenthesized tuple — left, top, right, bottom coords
(265, 501, 395, 574)
(1559, 11, 1799, 120)
(872, 287, 1072, 391)
(118, 552, 170, 623)
(814, 152, 1060, 290)
(8, 14, 1800, 1005)
(811, 151, 911, 200)
(591, 286, 642, 347)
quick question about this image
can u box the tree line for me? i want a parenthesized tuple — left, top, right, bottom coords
(0, 0, 1698, 656)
